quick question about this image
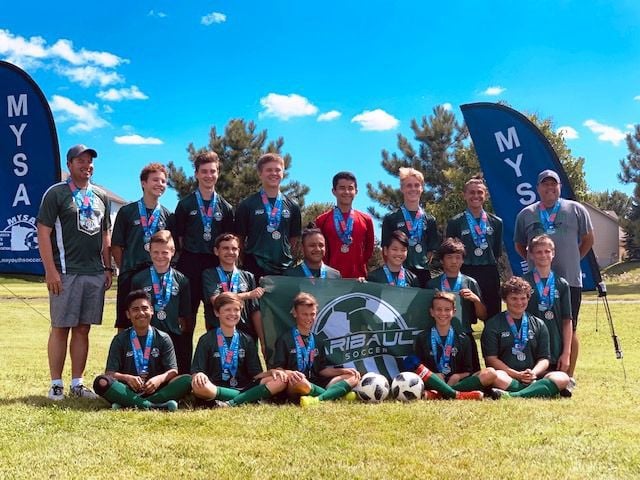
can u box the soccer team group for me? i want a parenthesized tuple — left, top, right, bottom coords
(36, 143, 594, 410)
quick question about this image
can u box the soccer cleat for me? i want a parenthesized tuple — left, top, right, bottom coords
(111, 403, 122, 410)
(424, 390, 443, 400)
(213, 400, 230, 408)
(455, 390, 484, 401)
(70, 384, 98, 399)
(48, 385, 64, 401)
(150, 400, 179, 411)
(340, 391, 357, 402)
(488, 388, 510, 400)
(560, 377, 576, 398)
(300, 395, 320, 408)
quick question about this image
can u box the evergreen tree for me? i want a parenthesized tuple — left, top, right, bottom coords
(166, 119, 309, 207)
(618, 125, 640, 260)
(586, 190, 632, 219)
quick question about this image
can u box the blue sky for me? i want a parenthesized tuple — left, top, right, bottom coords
(2, 1, 639, 213)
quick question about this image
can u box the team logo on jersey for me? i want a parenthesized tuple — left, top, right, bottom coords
(126, 351, 134, 357)
(77, 209, 102, 236)
(151, 347, 160, 358)
(282, 209, 291, 219)
(0, 214, 39, 252)
(239, 348, 246, 358)
(501, 331, 510, 338)
(171, 284, 179, 296)
(461, 228, 471, 236)
(189, 209, 198, 216)
(486, 226, 494, 234)
(254, 209, 265, 216)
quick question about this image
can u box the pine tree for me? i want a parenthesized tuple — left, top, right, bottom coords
(618, 125, 640, 260)
(166, 119, 309, 207)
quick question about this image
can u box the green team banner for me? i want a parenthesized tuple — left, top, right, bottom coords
(260, 276, 462, 379)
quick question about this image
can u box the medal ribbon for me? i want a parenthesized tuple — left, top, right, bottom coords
(195, 190, 218, 234)
(292, 328, 316, 373)
(538, 201, 561, 233)
(400, 205, 424, 243)
(216, 267, 240, 293)
(383, 265, 407, 287)
(137, 199, 162, 244)
(150, 267, 173, 312)
(506, 312, 529, 352)
(301, 262, 327, 279)
(216, 328, 239, 380)
(130, 327, 154, 376)
(464, 209, 489, 248)
(440, 274, 463, 292)
(332, 207, 354, 246)
(67, 179, 94, 218)
(533, 270, 556, 311)
(430, 327, 455, 374)
(260, 189, 283, 231)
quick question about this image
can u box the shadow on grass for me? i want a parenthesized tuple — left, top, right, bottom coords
(0, 395, 109, 411)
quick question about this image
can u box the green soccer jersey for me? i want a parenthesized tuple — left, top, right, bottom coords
(481, 312, 551, 371)
(105, 327, 177, 377)
(270, 329, 329, 383)
(367, 266, 419, 287)
(445, 211, 503, 266)
(414, 328, 474, 376)
(427, 273, 483, 333)
(131, 267, 191, 335)
(37, 182, 111, 274)
(111, 200, 173, 274)
(191, 329, 263, 389)
(284, 263, 342, 279)
(201, 267, 259, 334)
(524, 271, 572, 366)
(235, 191, 302, 274)
(174, 191, 234, 254)
(381, 208, 440, 271)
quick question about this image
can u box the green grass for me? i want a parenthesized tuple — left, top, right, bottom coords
(1, 274, 639, 479)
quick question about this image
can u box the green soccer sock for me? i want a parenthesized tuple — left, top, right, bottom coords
(509, 379, 560, 398)
(228, 384, 271, 406)
(452, 375, 484, 392)
(507, 379, 525, 392)
(215, 386, 240, 401)
(146, 375, 192, 403)
(318, 380, 351, 401)
(424, 374, 458, 399)
(103, 380, 152, 409)
(309, 383, 326, 397)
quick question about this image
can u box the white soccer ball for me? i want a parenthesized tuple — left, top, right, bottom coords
(355, 372, 390, 403)
(391, 372, 425, 401)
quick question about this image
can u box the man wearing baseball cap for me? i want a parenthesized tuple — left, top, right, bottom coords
(513, 169, 594, 391)
(37, 144, 112, 400)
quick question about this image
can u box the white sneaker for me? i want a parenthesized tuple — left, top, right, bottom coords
(48, 384, 64, 401)
(70, 384, 98, 399)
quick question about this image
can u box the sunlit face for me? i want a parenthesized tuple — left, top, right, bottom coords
(150, 241, 175, 270)
(537, 178, 561, 206)
(216, 302, 243, 328)
(214, 239, 240, 266)
(463, 184, 487, 210)
(531, 243, 554, 269)
(126, 298, 153, 330)
(332, 179, 357, 207)
(67, 153, 94, 183)
(505, 292, 530, 317)
(430, 298, 456, 329)
(195, 162, 219, 190)
(258, 160, 284, 189)
(293, 304, 317, 334)
(442, 253, 464, 274)
(383, 239, 408, 269)
(303, 233, 326, 265)
(142, 171, 167, 198)
(400, 176, 423, 204)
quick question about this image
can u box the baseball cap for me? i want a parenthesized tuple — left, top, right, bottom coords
(66, 144, 98, 163)
(537, 169, 560, 184)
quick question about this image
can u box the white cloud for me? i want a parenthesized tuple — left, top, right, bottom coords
(103, 105, 114, 113)
(114, 134, 163, 145)
(317, 110, 341, 122)
(442, 103, 453, 111)
(201, 12, 227, 25)
(148, 10, 167, 18)
(49, 95, 108, 133)
(483, 86, 506, 96)
(626, 124, 635, 131)
(583, 119, 626, 146)
(259, 93, 318, 120)
(634, 95, 640, 101)
(556, 126, 579, 140)
(351, 109, 399, 131)
(97, 85, 149, 101)
(58, 65, 123, 87)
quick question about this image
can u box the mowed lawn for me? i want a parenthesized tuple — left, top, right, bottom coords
(0, 275, 639, 480)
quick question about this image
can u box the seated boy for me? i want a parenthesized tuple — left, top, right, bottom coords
(481, 276, 571, 399)
(427, 237, 487, 371)
(284, 225, 341, 279)
(191, 292, 287, 406)
(131, 231, 191, 375)
(413, 291, 494, 399)
(366, 230, 419, 287)
(270, 293, 359, 406)
(93, 290, 192, 410)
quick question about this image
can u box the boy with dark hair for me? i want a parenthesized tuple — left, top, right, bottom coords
(427, 237, 487, 371)
(270, 293, 359, 406)
(93, 290, 192, 410)
(366, 230, 419, 287)
(284, 225, 341, 279)
(191, 293, 288, 406)
(131, 231, 191, 374)
(481, 276, 571, 399)
(112, 162, 173, 331)
(315, 171, 374, 278)
(235, 153, 302, 281)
